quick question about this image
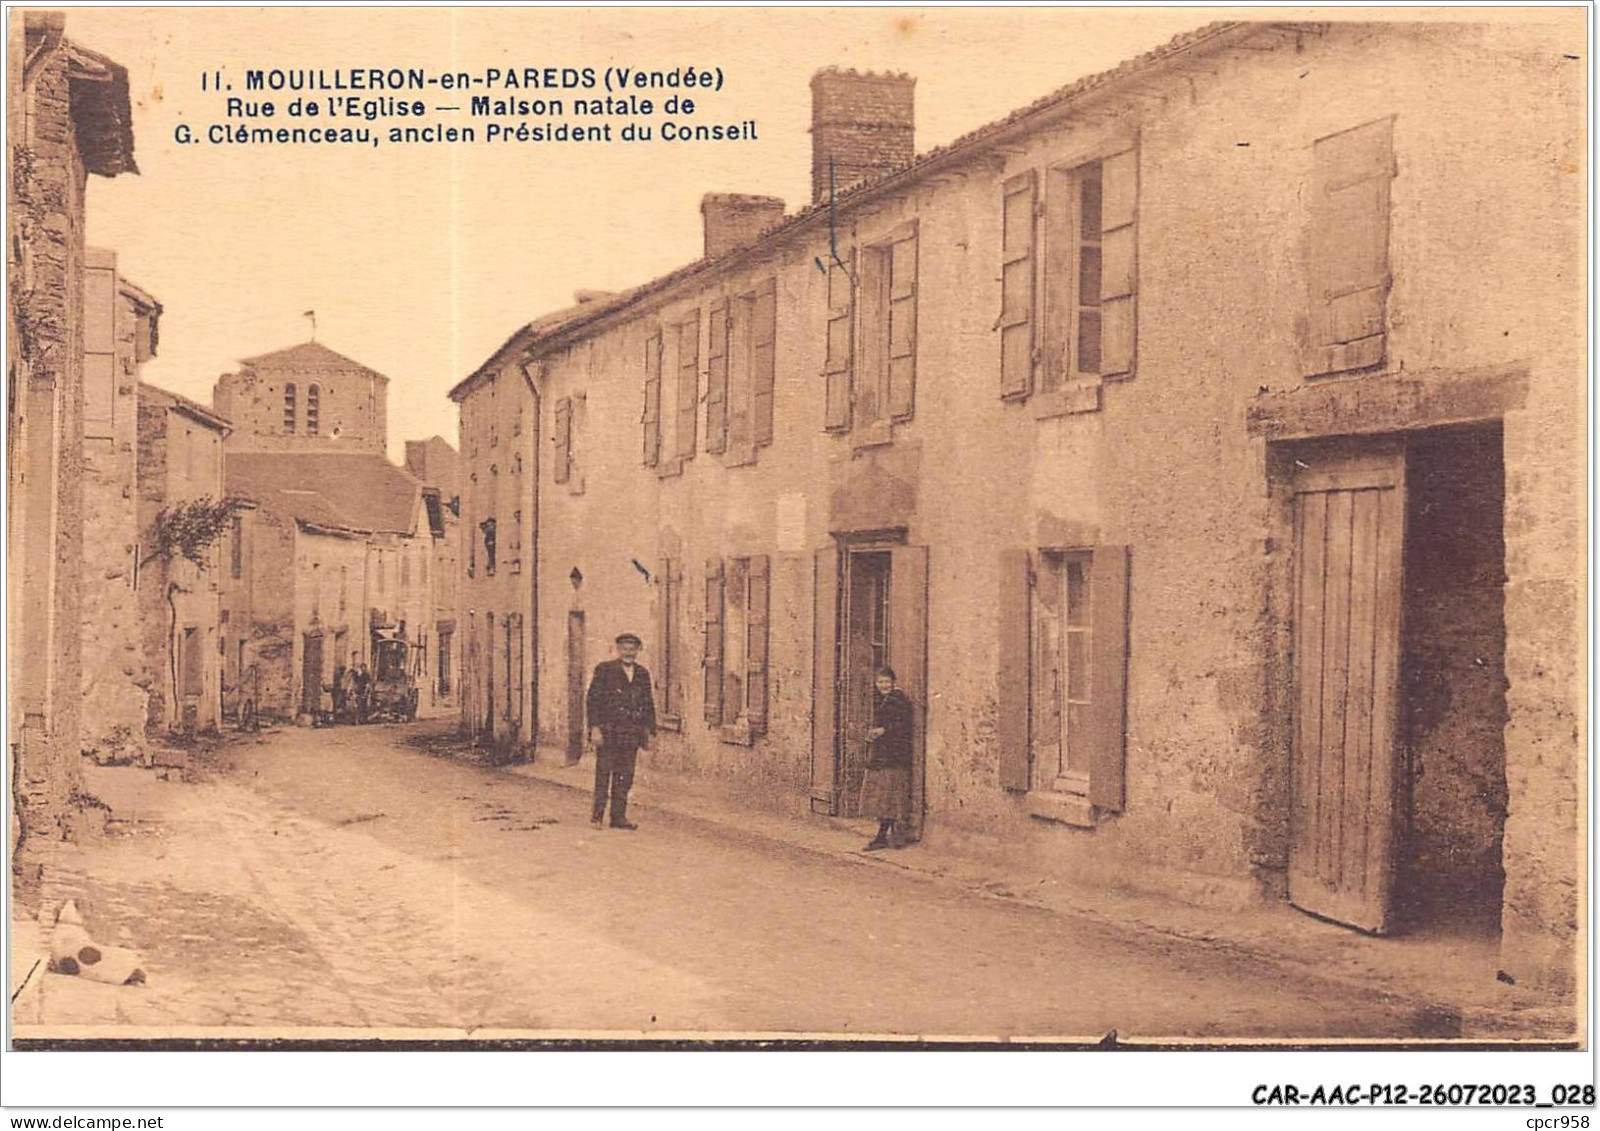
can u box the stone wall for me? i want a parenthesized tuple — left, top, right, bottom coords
(80, 254, 153, 761)
(10, 30, 89, 839)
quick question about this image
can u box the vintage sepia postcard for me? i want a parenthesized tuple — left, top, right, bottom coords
(2, 2, 1591, 1109)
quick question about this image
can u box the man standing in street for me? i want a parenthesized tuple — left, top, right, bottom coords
(585, 632, 656, 830)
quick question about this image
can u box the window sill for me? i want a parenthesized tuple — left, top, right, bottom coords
(655, 457, 685, 480)
(717, 719, 756, 746)
(1033, 380, 1102, 419)
(850, 419, 895, 452)
(720, 441, 759, 469)
(657, 714, 682, 733)
(1025, 789, 1098, 828)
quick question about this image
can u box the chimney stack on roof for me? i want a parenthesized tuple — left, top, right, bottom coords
(810, 67, 916, 204)
(700, 193, 787, 260)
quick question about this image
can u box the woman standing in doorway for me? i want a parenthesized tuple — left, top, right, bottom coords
(859, 666, 915, 851)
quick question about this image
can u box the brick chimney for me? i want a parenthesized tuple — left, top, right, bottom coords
(810, 68, 916, 204)
(701, 193, 787, 259)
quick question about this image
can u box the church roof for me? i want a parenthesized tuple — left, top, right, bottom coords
(238, 341, 390, 383)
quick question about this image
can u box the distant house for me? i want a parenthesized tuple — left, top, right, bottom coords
(223, 452, 436, 722)
(136, 384, 231, 733)
(405, 437, 463, 716)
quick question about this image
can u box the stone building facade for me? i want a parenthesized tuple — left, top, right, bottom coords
(406, 436, 464, 716)
(80, 249, 161, 760)
(213, 341, 389, 456)
(7, 12, 137, 850)
(222, 452, 435, 722)
(135, 385, 230, 733)
(461, 20, 1581, 992)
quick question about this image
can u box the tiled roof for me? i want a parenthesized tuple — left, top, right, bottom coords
(239, 341, 391, 384)
(454, 20, 1263, 394)
(225, 452, 422, 535)
(65, 41, 137, 177)
(139, 382, 230, 433)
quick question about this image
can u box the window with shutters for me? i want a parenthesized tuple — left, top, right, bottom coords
(642, 329, 663, 468)
(1000, 144, 1137, 414)
(854, 221, 918, 442)
(656, 556, 683, 729)
(707, 280, 777, 463)
(1304, 118, 1395, 377)
(703, 554, 770, 743)
(997, 545, 1129, 823)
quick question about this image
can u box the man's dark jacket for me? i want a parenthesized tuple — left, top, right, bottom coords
(586, 660, 657, 748)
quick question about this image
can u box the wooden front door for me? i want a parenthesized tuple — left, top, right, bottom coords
(1289, 442, 1406, 933)
(566, 610, 586, 762)
(809, 543, 928, 829)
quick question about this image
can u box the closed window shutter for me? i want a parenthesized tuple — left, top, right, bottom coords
(703, 559, 724, 723)
(656, 555, 672, 716)
(553, 398, 571, 484)
(1305, 118, 1394, 376)
(752, 279, 777, 446)
(746, 554, 770, 732)
(823, 247, 855, 432)
(1000, 170, 1038, 399)
(642, 331, 662, 467)
(887, 222, 918, 420)
(677, 311, 699, 459)
(706, 302, 729, 453)
(1088, 544, 1129, 811)
(1100, 145, 1138, 379)
(998, 548, 1033, 791)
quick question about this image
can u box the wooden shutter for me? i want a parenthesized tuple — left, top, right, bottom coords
(1000, 170, 1037, 399)
(552, 397, 571, 484)
(887, 222, 919, 420)
(84, 255, 117, 439)
(656, 555, 673, 717)
(1100, 145, 1138, 379)
(746, 554, 770, 732)
(823, 247, 855, 432)
(702, 559, 724, 723)
(706, 302, 729, 453)
(997, 548, 1033, 792)
(1305, 118, 1394, 377)
(642, 331, 662, 467)
(751, 279, 777, 446)
(677, 312, 699, 459)
(1088, 544, 1129, 811)
(811, 546, 842, 811)
(889, 545, 929, 837)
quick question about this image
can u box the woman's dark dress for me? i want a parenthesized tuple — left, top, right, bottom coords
(858, 687, 914, 823)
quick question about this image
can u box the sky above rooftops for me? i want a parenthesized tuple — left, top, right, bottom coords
(72, 7, 1516, 461)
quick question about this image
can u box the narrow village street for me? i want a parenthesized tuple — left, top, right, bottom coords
(16, 721, 1470, 1041)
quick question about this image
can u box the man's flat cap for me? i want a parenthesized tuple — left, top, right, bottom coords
(615, 632, 642, 646)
